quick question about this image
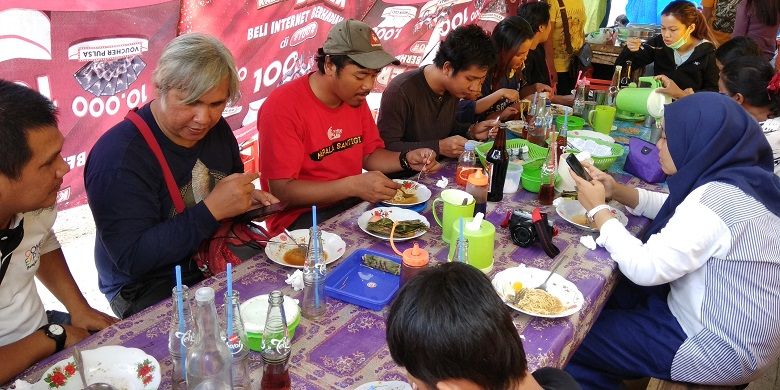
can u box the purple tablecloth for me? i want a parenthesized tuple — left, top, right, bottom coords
(17, 125, 665, 389)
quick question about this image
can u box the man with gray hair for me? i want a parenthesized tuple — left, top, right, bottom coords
(85, 33, 279, 318)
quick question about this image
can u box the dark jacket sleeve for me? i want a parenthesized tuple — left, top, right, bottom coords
(377, 82, 440, 153)
(616, 34, 662, 69)
(699, 48, 720, 92)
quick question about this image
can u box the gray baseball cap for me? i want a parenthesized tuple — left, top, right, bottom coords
(322, 19, 400, 69)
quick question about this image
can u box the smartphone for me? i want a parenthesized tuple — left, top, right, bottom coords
(566, 154, 592, 181)
(238, 201, 289, 223)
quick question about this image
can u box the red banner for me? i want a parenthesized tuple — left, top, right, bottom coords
(0, 2, 179, 209)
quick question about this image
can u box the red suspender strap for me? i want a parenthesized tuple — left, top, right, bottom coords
(125, 109, 186, 214)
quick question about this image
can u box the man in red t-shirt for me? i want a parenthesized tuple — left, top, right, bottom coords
(259, 19, 439, 234)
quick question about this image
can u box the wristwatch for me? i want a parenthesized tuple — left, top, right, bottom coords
(586, 204, 612, 223)
(399, 151, 412, 170)
(39, 323, 66, 353)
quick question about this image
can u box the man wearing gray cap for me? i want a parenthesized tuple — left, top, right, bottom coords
(259, 19, 439, 234)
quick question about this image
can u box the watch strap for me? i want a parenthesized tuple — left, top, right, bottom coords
(39, 323, 66, 353)
(586, 204, 612, 223)
(399, 151, 412, 171)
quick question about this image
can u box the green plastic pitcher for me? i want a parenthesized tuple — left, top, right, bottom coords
(616, 76, 670, 117)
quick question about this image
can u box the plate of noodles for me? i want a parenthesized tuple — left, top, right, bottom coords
(491, 265, 584, 318)
(381, 180, 432, 207)
(264, 229, 345, 268)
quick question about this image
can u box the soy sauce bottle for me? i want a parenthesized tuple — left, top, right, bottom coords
(486, 124, 509, 202)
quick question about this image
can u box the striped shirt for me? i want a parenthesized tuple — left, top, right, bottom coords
(597, 182, 780, 385)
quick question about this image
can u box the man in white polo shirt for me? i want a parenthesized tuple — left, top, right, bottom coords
(0, 80, 116, 383)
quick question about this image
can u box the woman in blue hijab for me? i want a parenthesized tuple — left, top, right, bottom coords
(565, 92, 780, 388)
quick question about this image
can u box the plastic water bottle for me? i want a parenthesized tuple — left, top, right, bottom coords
(186, 287, 232, 390)
(168, 286, 196, 390)
(455, 141, 478, 187)
(222, 291, 250, 390)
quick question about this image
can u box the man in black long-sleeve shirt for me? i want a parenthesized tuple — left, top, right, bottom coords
(377, 25, 498, 158)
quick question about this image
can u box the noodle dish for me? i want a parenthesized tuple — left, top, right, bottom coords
(491, 265, 584, 318)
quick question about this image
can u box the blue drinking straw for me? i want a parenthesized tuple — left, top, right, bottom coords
(175, 265, 186, 380)
(312, 205, 321, 306)
(458, 217, 465, 262)
(226, 263, 233, 340)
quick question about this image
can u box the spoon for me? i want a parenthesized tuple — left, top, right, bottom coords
(642, 42, 663, 50)
(537, 255, 567, 293)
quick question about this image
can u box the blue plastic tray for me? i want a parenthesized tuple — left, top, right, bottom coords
(324, 249, 401, 311)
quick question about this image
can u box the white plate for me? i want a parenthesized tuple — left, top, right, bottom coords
(492, 265, 584, 318)
(357, 207, 430, 241)
(381, 180, 432, 207)
(550, 103, 573, 116)
(555, 198, 628, 232)
(34, 346, 161, 390)
(353, 381, 413, 390)
(264, 229, 346, 268)
(568, 129, 615, 143)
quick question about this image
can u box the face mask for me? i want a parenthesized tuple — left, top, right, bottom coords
(666, 26, 692, 50)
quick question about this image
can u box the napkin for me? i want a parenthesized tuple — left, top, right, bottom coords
(435, 176, 449, 188)
(285, 269, 304, 291)
(579, 235, 597, 250)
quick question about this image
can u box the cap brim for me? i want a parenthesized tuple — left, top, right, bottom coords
(347, 50, 400, 70)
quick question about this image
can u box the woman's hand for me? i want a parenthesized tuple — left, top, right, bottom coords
(626, 37, 642, 52)
(655, 75, 694, 100)
(498, 88, 520, 102)
(570, 169, 607, 211)
(582, 162, 616, 199)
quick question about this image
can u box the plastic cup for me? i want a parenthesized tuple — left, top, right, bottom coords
(503, 162, 523, 194)
(587, 105, 616, 134)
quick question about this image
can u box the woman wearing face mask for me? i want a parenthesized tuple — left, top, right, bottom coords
(564, 92, 780, 387)
(719, 57, 780, 175)
(616, 0, 718, 99)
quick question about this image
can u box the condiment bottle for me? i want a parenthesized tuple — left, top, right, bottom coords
(465, 169, 489, 216)
(486, 125, 509, 202)
(455, 141, 478, 187)
(390, 223, 430, 287)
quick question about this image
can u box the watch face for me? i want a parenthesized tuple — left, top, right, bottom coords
(49, 324, 64, 336)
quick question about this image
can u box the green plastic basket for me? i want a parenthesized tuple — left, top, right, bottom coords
(567, 136, 624, 171)
(475, 139, 548, 167)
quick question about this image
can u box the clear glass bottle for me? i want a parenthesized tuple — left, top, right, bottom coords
(222, 291, 250, 390)
(608, 65, 622, 106)
(525, 92, 539, 139)
(572, 79, 588, 117)
(620, 60, 633, 88)
(556, 114, 569, 159)
(529, 96, 548, 146)
(186, 287, 232, 390)
(539, 130, 558, 206)
(260, 291, 292, 390)
(455, 141, 478, 187)
(168, 286, 196, 390)
(454, 235, 469, 263)
(301, 227, 326, 320)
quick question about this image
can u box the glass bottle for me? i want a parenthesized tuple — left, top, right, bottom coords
(454, 234, 469, 263)
(301, 227, 326, 320)
(556, 114, 569, 159)
(607, 65, 622, 106)
(543, 100, 554, 141)
(529, 96, 548, 146)
(539, 130, 558, 206)
(168, 286, 196, 390)
(486, 125, 509, 202)
(260, 291, 292, 390)
(525, 92, 538, 139)
(620, 60, 632, 88)
(223, 291, 250, 390)
(455, 141, 478, 187)
(186, 287, 232, 390)
(572, 79, 588, 117)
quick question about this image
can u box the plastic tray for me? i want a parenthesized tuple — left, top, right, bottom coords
(324, 249, 401, 311)
(475, 138, 548, 167)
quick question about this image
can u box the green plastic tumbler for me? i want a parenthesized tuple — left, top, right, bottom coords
(448, 218, 495, 273)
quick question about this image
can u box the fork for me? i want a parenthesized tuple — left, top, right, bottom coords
(416, 151, 433, 182)
(283, 228, 308, 252)
(537, 255, 567, 292)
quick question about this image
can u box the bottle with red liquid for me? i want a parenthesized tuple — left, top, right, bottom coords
(539, 130, 558, 206)
(260, 291, 292, 390)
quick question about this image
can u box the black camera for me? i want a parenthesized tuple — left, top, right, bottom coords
(509, 210, 554, 248)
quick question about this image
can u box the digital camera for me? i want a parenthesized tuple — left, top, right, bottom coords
(508, 210, 555, 248)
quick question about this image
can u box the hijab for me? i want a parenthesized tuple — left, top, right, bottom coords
(644, 92, 780, 239)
